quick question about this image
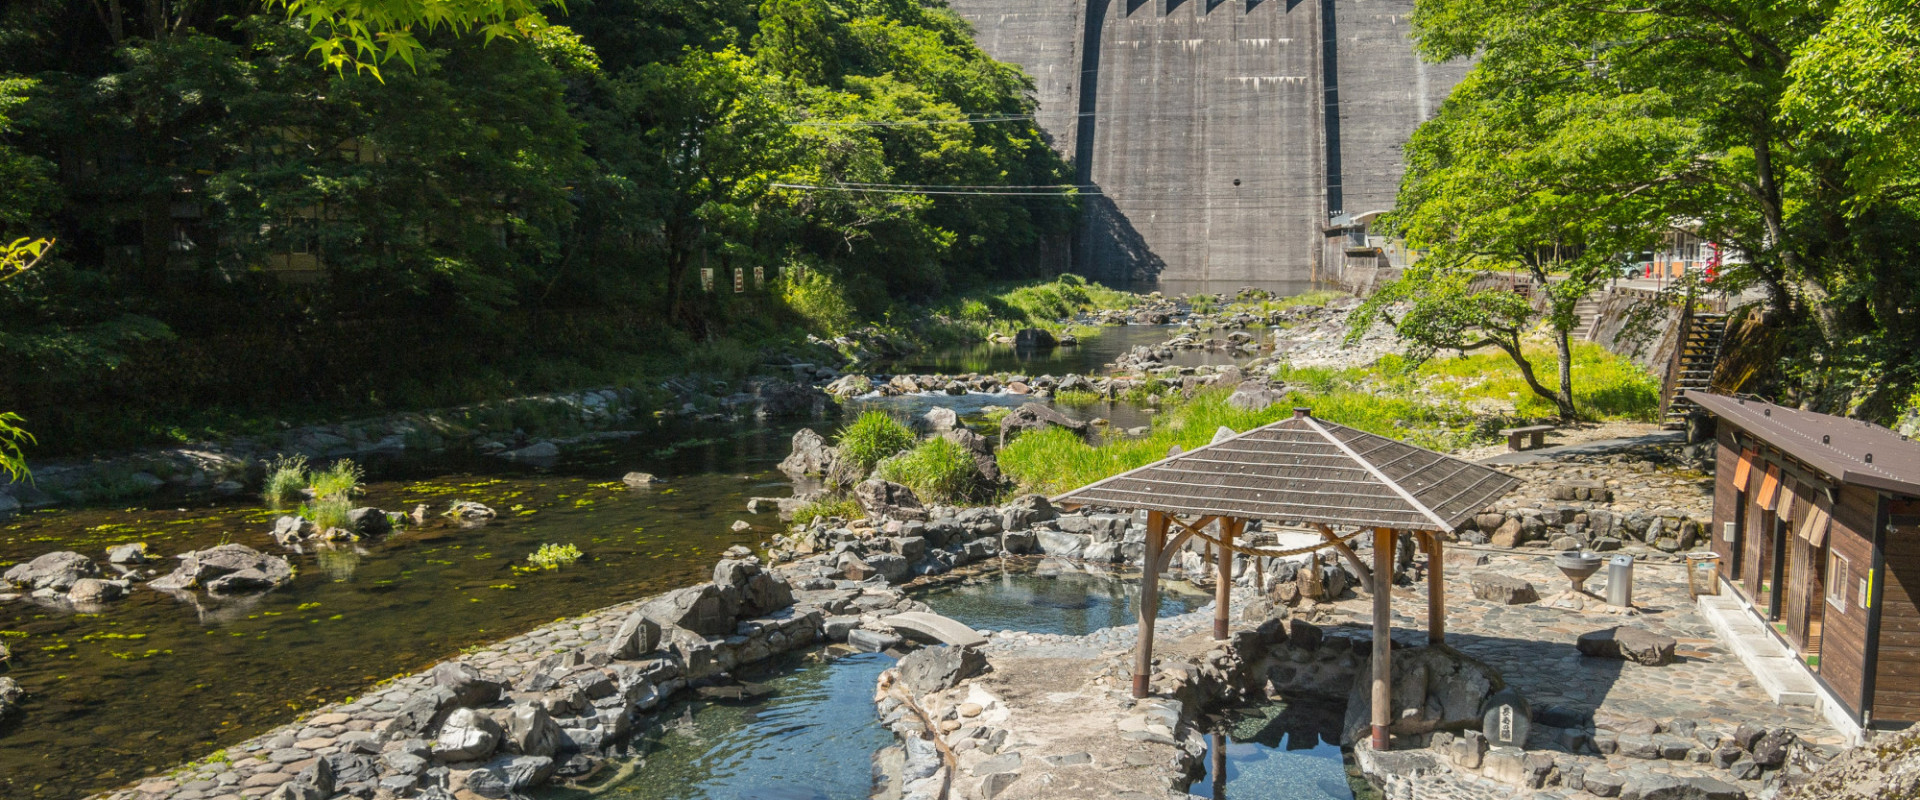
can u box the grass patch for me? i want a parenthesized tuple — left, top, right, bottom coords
(298, 495, 354, 531)
(1052, 388, 1103, 408)
(791, 497, 861, 526)
(262, 456, 310, 509)
(1227, 290, 1345, 315)
(836, 411, 915, 473)
(1277, 342, 1660, 422)
(997, 388, 1486, 495)
(876, 437, 984, 503)
(922, 275, 1137, 345)
(527, 543, 584, 570)
(307, 459, 364, 502)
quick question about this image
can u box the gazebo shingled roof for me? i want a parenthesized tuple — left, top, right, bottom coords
(1054, 411, 1521, 531)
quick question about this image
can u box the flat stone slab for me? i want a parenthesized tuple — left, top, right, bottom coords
(884, 611, 988, 648)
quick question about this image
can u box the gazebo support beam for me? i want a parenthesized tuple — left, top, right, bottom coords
(1134, 511, 1169, 699)
(1316, 523, 1374, 594)
(1424, 532, 1445, 645)
(1214, 518, 1240, 640)
(1370, 526, 1394, 751)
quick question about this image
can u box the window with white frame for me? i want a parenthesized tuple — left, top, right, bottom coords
(1828, 549, 1849, 612)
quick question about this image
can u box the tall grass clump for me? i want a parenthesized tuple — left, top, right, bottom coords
(791, 497, 862, 526)
(837, 411, 916, 473)
(1052, 388, 1103, 408)
(298, 495, 355, 531)
(262, 455, 310, 509)
(876, 438, 982, 502)
(307, 459, 364, 502)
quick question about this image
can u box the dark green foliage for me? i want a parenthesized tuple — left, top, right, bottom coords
(0, 0, 1074, 455)
(835, 410, 914, 473)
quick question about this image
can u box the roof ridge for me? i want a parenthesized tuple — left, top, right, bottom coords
(1048, 415, 1298, 504)
(1302, 416, 1453, 531)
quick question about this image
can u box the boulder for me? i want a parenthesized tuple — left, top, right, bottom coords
(270, 515, 317, 546)
(897, 645, 989, 695)
(621, 472, 663, 488)
(1618, 774, 1747, 800)
(1227, 384, 1282, 411)
(997, 403, 1090, 447)
(923, 407, 960, 432)
(447, 500, 497, 520)
(474, 754, 557, 795)
(0, 676, 20, 721)
(347, 507, 393, 536)
(636, 584, 737, 637)
(268, 755, 334, 800)
(1342, 645, 1505, 745)
(605, 611, 662, 661)
(740, 572, 795, 616)
(502, 703, 563, 758)
(1013, 328, 1057, 349)
(942, 428, 1003, 491)
(778, 429, 841, 482)
(434, 707, 504, 762)
(66, 578, 126, 604)
(432, 662, 507, 708)
(1489, 518, 1524, 548)
(1470, 573, 1539, 605)
(3, 551, 99, 592)
(1576, 627, 1678, 666)
(148, 544, 293, 593)
(105, 543, 150, 565)
(848, 628, 902, 653)
(388, 686, 459, 736)
(1002, 493, 1057, 529)
(854, 479, 928, 522)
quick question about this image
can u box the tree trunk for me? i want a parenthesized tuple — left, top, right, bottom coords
(1553, 325, 1576, 422)
(1494, 335, 1575, 421)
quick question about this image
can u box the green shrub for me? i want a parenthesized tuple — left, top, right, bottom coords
(307, 459, 364, 502)
(262, 455, 310, 509)
(780, 267, 858, 337)
(791, 497, 862, 527)
(298, 495, 355, 531)
(876, 438, 982, 502)
(1052, 388, 1103, 408)
(836, 411, 915, 473)
(684, 338, 762, 380)
(528, 542, 584, 570)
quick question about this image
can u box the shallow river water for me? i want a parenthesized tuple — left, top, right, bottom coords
(0, 326, 1271, 800)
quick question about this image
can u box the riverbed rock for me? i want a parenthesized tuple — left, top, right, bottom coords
(434, 707, 503, 762)
(447, 500, 497, 520)
(1013, 328, 1057, 349)
(897, 645, 989, 695)
(148, 544, 293, 593)
(105, 543, 150, 565)
(637, 584, 737, 637)
(267, 754, 333, 800)
(997, 403, 1090, 447)
(923, 407, 960, 432)
(855, 479, 928, 522)
(0, 677, 20, 721)
(1470, 573, 1538, 605)
(503, 703, 563, 758)
(3, 551, 100, 592)
(1227, 384, 1282, 411)
(502, 441, 560, 461)
(346, 507, 393, 536)
(606, 610, 663, 660)
(1342, 645, 1505, 745)
(1577, 626, 1678, 666)
(622, 472, 663, 488)
(779, 429, 843, 482)
(67, 578, 126, 604)
(270, 515, 317, 547)
(432, 662, 507, 708)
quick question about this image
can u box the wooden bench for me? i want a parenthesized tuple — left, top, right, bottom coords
(1501, 424, 1554, 452)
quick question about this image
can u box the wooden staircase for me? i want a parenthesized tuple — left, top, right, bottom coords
(1661, 309, 1729, 425)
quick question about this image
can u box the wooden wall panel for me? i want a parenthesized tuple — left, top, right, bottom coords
(1821, 486, 1877, 721)
(1713, 429, 1739, 569)
(1874, 491, 1920, 724)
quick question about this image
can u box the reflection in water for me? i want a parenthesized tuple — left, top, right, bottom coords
(540, 650, 897, 800)
(914, 565, 1209, 635)
(1190, 697, 1364, 800)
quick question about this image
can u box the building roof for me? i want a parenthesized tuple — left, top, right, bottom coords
(1052, 411, 1521, 531)
(1684, 391, 1920, 497)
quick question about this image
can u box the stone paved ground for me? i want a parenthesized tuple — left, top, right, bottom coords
(1320, 547, 1841, 798)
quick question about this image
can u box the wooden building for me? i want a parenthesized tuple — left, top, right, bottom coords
(1688, 391, 1920, 731)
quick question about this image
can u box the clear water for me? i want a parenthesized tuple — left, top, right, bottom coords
(1188, 699, 1363, 800)
(871, 325, 1243, 376)
(914, 565, 1210, 635)
(539, 650, 898, 800)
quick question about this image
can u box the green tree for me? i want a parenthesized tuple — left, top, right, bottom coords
(1354, 74, 1699, 420)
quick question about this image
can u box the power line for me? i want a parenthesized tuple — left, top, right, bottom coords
(769, 182, 1090, 196)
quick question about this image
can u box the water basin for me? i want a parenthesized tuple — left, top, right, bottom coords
(1189, 698, 1371, 800)
(914, 563, 1210, 635)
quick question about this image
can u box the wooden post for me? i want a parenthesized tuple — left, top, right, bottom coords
(1315, 523, 1374, 595)
(1215, 518, 1238, 640)
(1370, 527, 1394, 750)
(1135, 511, 1168, 698)
(1425, 532, 1445, 645)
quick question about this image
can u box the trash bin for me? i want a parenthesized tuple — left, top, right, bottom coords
(1686, 552, 1722, 598)
(1607, 555, 1634, 608)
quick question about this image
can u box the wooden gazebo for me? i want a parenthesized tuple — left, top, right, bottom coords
(1054, 408, 1521, 749)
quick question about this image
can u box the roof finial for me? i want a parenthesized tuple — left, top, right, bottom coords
(1293, 407, 1312, 419)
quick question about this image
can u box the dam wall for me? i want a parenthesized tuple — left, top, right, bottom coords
(944, 0, 1466, 287)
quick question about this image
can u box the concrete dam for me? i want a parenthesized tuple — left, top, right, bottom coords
(947, 0, 1467, 288)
